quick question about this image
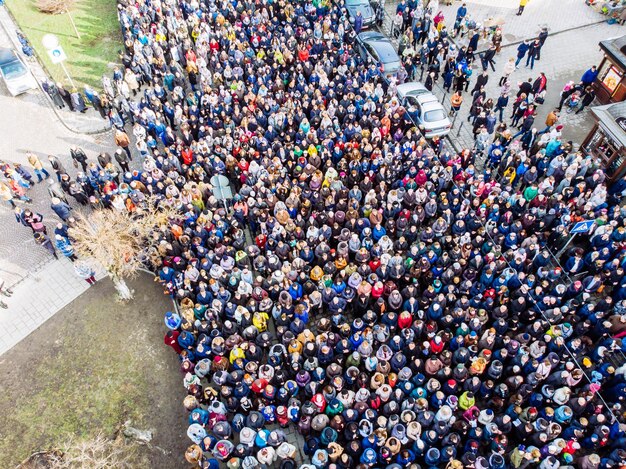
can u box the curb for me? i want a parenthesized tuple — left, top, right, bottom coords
(0, 5, 111, 136)
(470, 19, 608, 56)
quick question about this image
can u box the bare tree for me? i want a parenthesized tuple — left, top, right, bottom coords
(17, 434, 144, 468)
(68, 197, 179, 300)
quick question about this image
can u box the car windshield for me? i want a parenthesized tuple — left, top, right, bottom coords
(424, 109, 447, 122)
(373, 42, 398, 63)
(1, 60, 26, 80)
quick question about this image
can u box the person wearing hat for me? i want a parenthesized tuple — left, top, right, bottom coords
(81, 0, 626, 467)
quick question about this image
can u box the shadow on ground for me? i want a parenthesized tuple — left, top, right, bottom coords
(0, 272, 187, 468)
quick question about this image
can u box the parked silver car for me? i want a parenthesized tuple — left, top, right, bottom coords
(397, 82, 452, 138)
(0, 48, 37, 96)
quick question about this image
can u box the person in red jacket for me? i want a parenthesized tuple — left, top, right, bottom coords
(164, 330, 182, 353)
(298, 46, 309, 62)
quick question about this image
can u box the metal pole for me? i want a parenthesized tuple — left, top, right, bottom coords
(555, 233, 576, 260)
(450, 109, 460, 132)
(59, 61, 75, 89)
(66, 9, 81, 39)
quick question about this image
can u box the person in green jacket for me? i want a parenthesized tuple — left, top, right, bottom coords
(523, 184, 538, 202)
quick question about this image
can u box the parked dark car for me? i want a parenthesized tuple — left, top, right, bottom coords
(345, 0, 377, 29)
(355, 31, 403, 80)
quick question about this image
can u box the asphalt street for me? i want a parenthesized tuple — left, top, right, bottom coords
(0, 0, 620, 285)
(381, 0, 618, 149)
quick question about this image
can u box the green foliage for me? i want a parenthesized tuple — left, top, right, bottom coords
(6, 0, 121, 89)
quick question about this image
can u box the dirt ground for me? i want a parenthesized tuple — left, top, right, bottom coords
(0, 273, 188, 468)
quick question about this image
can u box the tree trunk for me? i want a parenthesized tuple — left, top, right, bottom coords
(112, 276, 134, 300)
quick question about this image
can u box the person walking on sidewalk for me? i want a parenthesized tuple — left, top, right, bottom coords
(492, 28, 503, 54)
(515, 41, 529, 68)
(471, 71, 489, 94)
(494, 93, 509, 122)
(114, 149, 131, 173)
(55, 235, 77, 262)
(517, 0, 529, 16)
(576, 87, 596, 114)
(499, 58, 516, 86)
(538, 109, 559, 135)
(74, 260, 97, 285)
(0, 182, 16, 208)
(35, 232, 58, 259)
(47, 155, 67, 182)
(50, 197, 73, 221)
(114, 129, 133, 161)
(526, 40, 541, 69)
(581, 65, 599, 87)
(480, 45, 497, 72)
(537, 27, 549, 57)
(70, 146, 89, 172)
(27, 153, 50, 182)
(449, 91, 463, 116)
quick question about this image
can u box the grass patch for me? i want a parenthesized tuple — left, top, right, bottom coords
(6, 0, 121, 89)
(0, 274, 186, 468)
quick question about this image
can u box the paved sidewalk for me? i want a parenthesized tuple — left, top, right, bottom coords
(0, 258, 106, 356)
(434, 21, 618, 151)
(381, 0, 618, 150)
(436, 0, 607, 51)
(0, 5, 110, 134)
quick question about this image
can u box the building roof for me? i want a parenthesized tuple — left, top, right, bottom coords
(592, 101, 626, 147)
(600, 35, 626, 70)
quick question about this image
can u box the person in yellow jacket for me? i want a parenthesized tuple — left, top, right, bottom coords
(253, 311, 269, 332)
(502, 166, 517, 186)
(0, 182, 16, 207)
(458, 391, 476, 411)
(517, 0, 529, 16)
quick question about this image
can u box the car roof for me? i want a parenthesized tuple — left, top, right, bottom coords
(420, 99, 444, 111)
(396, 82, 428, 97)
(363, 38, 399, 63)
(358, 31, 386, 42)
(0, 48, 18, 66)
(415, 94, 440, 105)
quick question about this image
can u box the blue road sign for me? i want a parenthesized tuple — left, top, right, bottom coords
(570, 220, 595, 234)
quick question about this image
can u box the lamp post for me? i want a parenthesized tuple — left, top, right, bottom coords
(41, 33, 75, 89)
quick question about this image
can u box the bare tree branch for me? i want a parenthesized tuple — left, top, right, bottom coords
(68, 196, 179, 281)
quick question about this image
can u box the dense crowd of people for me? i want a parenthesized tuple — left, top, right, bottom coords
(6, 0, 626, 467)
